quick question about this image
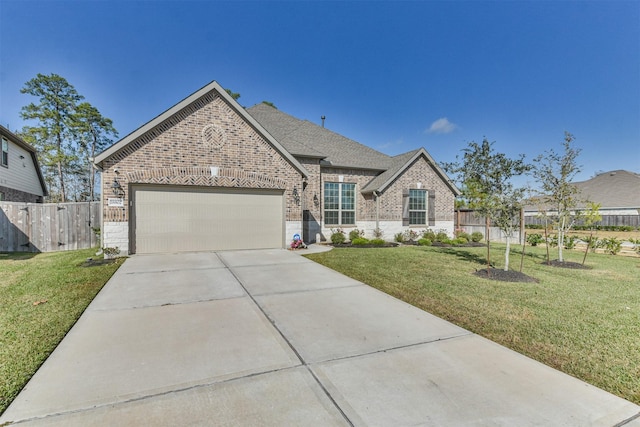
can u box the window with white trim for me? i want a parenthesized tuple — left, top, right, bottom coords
(1, 138, 8, 167)
(409, 189, 427, 225)
(324, 182, 356, 225)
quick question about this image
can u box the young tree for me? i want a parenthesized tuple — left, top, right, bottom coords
(532, 132, 584, 263)
(73, 102, 118, 201)
(20, 73, 84, 201)
(444, 139, 531, 271)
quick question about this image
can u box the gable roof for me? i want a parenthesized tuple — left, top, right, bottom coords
(573, 170, 640, 209)
(361, 148, 460, 195)
(248, 103, 460, 196)
(94, 81, 308, 178)
(0, 125, 48, 196)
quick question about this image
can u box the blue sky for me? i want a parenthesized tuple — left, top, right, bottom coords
(1, 0, 638, 184)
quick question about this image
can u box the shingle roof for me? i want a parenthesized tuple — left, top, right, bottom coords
(247, 103, 391, 170)
(573, 170, 640, 208)
(247, 103, 460, 196)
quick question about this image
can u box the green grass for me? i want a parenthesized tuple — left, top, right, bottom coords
(0, 249, 124, 414)
(306, 244, 640, 405)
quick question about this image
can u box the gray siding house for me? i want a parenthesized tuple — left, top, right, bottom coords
(0, 125, 47, 203)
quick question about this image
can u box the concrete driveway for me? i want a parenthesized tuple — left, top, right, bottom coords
(2, 249, 639, 426)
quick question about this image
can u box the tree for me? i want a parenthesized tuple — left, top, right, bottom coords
(532, 132, 584, 263)
(225, 88, 241, 100)
(73, 102, 118, 201)
(20, 73, 84, 202)
(444, 138, 531, 271)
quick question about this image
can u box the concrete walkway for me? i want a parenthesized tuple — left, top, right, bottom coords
(2, 249, 638, 426)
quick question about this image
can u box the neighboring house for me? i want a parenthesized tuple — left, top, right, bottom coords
(94, 81, 460, 255)
(0, 125, 47, 203)
(524, 170, 640, 226)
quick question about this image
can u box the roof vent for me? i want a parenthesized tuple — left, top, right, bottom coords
(321, 116, 326, 128)
(610, 172, 616, 176)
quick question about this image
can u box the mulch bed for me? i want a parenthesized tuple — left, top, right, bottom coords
(541, 260, 591, 269)
(330, 242, 399, 248)
(473, 268, 539, 283)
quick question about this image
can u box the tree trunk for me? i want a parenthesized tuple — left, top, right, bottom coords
(505, 239, 510, 271)
(558, 218, 565, 262)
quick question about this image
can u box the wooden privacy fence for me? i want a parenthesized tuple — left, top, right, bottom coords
(525, 215, 640, 228)
(0, 201, 100, 252)
(455, 209, 525, 244)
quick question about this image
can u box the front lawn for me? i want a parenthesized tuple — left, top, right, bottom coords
(0, 249, 124, 414)
(306, 244, 640, 405)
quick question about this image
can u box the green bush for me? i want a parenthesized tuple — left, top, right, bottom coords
(471, 232, 484, 242)
(349, 228, 364, 241)
(331, 231, 346, 244)
(564, 235, 577, 250)
(452, 237, 467, 245)
(526, 233, 544, 246)
(352, 237, 370, 245)
(370, 238, 386, 246)
(417, 238, 432, 246)
(547, 235, 558, 247)
(435, 231, 449, 242)
(422, 229, 436, 241)
(602, 237, 622, 255)
(394, 232, 405, 243)
(455, 231, 471, 242)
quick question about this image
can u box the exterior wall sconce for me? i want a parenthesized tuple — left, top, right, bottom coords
(292, 186, 300, 206)
(313, 193, 319, 207)
(111, 178, 124, 196)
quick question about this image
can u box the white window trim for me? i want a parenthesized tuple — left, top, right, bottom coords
(409, 189, 427, 226)
(324, 182, 356, 226)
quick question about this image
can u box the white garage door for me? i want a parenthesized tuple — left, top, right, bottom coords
(132, 185, 284, 254)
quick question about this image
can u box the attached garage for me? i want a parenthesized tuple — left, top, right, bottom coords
(132, 185, 284, 254)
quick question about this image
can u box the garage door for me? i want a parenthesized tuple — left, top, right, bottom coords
(132, 185, 284, 254)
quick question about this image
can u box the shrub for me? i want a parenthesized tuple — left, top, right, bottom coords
(602, 237, 622, 255)
(455, 231, 471, 242)
(452, 237, 467, 245)
(330, 229, 346, 244)
(526, 233, 544, 246)
(370, 238, 386, 246)
(349, 228, 364, 241)
(351, 237, 370, 246)
(471, 232, 483, 242)
(422, 229, 436, 241)
(435, 231, 449, 242)
(373, 228, 384, 239)
(547, 235, 558, 247)
(564, 235, 577, 250)
(394, 232, 405, 243)
(417, 238, 432, 246)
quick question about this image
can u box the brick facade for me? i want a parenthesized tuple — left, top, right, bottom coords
(100, 92, 304, 253)
(0, 185, 44, 203)
(381, 156, 455, 222)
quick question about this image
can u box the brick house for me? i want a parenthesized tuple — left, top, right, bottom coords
(94, 81, 459, 255)
(0, 125, 47, 203)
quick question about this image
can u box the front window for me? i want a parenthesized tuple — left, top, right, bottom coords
(409, 189, 427, 225)
(1, 138, 8, 167)
(324, 182, 356, 225)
